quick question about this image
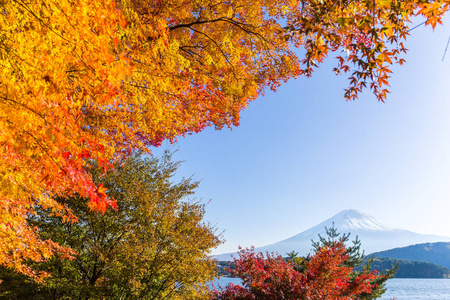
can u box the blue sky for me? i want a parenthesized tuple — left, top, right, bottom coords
(154, 19, 450, 255)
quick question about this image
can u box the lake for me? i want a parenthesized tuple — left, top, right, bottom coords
(211, 278, 450, 299)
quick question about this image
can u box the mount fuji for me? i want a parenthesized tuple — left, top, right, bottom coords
(215, 209, 450, 261)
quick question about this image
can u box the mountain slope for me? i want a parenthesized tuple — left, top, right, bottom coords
(216, 210, 450, 261)
(371, 242, 450, 269)
(369, 257, 450, 278)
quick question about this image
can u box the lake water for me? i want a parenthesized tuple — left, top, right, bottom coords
(211, 278, 450, 299)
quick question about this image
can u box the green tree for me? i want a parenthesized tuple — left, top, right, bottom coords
(0, 151, 222, 299)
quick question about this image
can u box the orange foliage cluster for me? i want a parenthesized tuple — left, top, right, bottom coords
(285, 0, 450, 101)
(0, 0, 449, 278)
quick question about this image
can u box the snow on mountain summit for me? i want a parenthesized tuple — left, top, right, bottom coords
(215, 209, 450, 261)
(327, 209, 398, 232)
(282, 209, 400, 245)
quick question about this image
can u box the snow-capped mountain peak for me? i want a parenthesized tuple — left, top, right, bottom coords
(324, 209, 397, 232)
(215, 209, 450, 261)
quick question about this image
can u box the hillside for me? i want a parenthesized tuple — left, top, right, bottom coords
(371, 242, 450, 269)
(369, 257, 450, 278)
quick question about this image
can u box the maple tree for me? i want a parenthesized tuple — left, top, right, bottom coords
(1, 0, 449, 277)
(0, 151, 221, 299)
(212, 229, 395, 300)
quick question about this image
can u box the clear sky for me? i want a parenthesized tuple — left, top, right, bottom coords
(153, 19, 450, 255)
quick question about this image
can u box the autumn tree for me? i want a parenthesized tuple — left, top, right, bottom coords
(307, 226, 397, 299)
(0, 151, 221, 299)
(1, 0, 449, 277)
(212, 228, 395, 300)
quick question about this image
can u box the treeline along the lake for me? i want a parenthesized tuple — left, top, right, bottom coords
(370, 257, 450, 278)
(217, 257, 450, 278)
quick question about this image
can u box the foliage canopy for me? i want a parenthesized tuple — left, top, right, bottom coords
(1, 0, 449, 275)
